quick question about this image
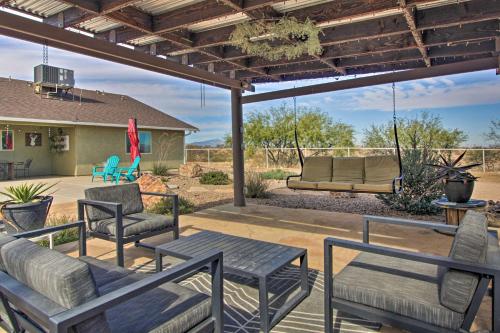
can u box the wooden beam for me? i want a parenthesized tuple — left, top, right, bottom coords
(496, 36, 500, 75)
(241, 57, 497, 104)
(100, 0, 142, 14)
(231, 87, 246, 207)
(0, 11, 250, 91)
(400, 0, 431, 67)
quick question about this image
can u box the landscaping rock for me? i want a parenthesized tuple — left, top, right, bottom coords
(179, 163, 203, 178)
(137, 174, 170, 207)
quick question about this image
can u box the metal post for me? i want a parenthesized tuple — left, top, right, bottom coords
(482, 149, 486, 173)
(347, 147, 350, 157)
(183, 149, 187, 164)
(207, 149, 211, 166)
(231, 88, 246, 207)
(265, 148, 269, 169)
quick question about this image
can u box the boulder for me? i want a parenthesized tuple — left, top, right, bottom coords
(136, 174, 171, 207)
(179, 163, 203, 178)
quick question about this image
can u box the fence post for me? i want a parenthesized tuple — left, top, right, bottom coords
(183, 149, 187, 164)
(207, 149, 211, 166)
(265, 148, 269, 169)
(347, 147, 350, 157)
(482, 149, 486, 173)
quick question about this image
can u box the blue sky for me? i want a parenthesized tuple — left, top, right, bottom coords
(0, 35, 498, 146)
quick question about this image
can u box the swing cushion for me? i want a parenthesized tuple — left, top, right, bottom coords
(353, 183, 393, 193)
(317, 182, 353, 191)
(288, 180, 318, 190)
(332, 157, 364, 184)
(301, 157, 332, 182)
(364, 156, 400, 184)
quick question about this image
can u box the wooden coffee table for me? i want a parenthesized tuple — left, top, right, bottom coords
(155, 231, 309, 333)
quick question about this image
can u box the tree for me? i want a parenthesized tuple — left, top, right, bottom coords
(226, 103, 354, 165)
(362, 112, 468, 149)
(485, 120, 500, 147)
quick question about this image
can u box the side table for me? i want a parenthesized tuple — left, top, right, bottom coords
(432, 198, 487, 226)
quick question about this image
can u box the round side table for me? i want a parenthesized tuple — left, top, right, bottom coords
(432, 198, 487, 226)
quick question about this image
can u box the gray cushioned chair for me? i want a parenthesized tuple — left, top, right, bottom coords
(325, 211, 500, 333)
(0, 223, 223, 333)
(78, 183, 179, 267)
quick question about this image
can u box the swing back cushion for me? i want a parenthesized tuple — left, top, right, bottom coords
(353, 155, 400, 193)
(301, 156, 333, 182)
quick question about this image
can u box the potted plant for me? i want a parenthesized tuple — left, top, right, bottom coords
(427, 151, 481, 203)
(0, 183, 56, 234)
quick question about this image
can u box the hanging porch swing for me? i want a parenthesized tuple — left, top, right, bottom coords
(286, 82, 403, 194)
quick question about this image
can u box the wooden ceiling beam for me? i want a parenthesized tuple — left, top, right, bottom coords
(100, 0, 141, 14)
(400, 0, 431, 67)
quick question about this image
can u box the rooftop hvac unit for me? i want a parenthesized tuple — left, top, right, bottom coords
(34, 64, 75, 89)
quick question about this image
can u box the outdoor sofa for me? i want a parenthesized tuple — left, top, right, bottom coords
(0, 222, 223, 333)
(325, 210, 500, 333)
(79, 183, 179, 267)
(287, 155, 403, 194)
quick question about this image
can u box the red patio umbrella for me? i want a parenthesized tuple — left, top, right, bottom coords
(128, 118, 141, 173)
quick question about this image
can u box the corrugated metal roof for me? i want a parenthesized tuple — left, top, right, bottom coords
(128, 35, 167, 46)
(272, 0, 334, 13)
(5, 0, 71, 17)
(317, 8, 402, 28)
(78, 16, 122, 33)
(134, 0, 204, 15)
(188, 12, 249, 32)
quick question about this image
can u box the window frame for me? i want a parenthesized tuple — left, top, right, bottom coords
(0, 130, 14, 151)
(125, 130, 152, 155)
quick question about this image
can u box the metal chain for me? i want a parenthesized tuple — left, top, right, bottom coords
(42, 41, 48, 65)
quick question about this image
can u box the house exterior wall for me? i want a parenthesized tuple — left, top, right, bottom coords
(0, 123, 185, 177)
(74, 126, 185, 176)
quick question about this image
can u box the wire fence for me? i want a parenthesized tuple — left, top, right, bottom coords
(184, 147, 500, 173)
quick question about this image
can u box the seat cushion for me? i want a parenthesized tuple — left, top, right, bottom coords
(317, 182, 353, 191)
(440, 210, 488, 313)
(287, 180, 318, 190)
(90, 212, 174, 237)
(353, 183, 393, 193)
(301, 156, 332, 182)
(100, 273, 211, 333)
(79, 256, 134, 288)
(364, 155, 399, 184)
(332, 157, 364, 184)
(333, 252, 464, 330)
(85, 183, 144, 222)
(1, 239, 110, 333)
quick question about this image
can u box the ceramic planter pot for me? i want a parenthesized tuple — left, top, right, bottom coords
(1, 196, 53, 234)
(444, 179, 474, 203)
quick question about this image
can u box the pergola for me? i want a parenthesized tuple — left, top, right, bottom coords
(0, 0, 499, 207)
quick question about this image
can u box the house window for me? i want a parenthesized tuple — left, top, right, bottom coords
(1, 130, 13, 151)
(126, 131, 152, 154)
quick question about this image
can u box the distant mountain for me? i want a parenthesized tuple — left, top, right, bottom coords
(188, 138, 225, 148)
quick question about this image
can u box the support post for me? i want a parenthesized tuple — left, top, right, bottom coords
(231, 88, 246, 207)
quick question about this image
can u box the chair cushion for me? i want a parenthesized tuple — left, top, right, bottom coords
(1, 239, 110, 333)
(317, 182, 353, 191)
(99, 273, 211, 333)
(333, 252, 464, 330)
(301, 156, 332, 182)
(85, 183, 144, 222)
(90, 212, 174, 237)
(332, 157, 364, 184)
(79, 256, 134, 288)
(353, 183, 393, 193)
(287, 180, 318, 190)
(0, 234, 17, 271)
(440, 211, 488, 313)
(364, 155, 399, 184)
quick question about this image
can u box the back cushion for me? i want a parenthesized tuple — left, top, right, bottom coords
(85, 183, 144, 221)
(364, 155, 399, 184)
(440, 211, 488, 313)
(0, 234, 16, 271)
(301, 156, 333, 182)
(1, 239, 110, 332)
(332, 157, 364, 184)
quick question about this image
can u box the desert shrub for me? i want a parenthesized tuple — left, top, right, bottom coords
(152, 163, 169, 176)
(377, 148, 444, 215)
(260, 169, 294, 180)
(200, 171, 230, 185)
(147, 196, 194, 215)
(245, 172, 269, 198)
(39, 215, 79, 248)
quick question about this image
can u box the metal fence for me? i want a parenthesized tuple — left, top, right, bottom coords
(184, 147, 500, 173)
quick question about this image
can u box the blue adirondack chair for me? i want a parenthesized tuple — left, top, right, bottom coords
(92, 155, 120, 183)
(113, 156, 140, 184)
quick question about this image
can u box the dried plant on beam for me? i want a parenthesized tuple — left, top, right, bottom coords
(229, 17, 322, 61)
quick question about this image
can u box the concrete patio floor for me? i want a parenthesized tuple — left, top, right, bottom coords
(58, 203, 492, 333)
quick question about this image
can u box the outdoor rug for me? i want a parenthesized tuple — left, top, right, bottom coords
(131, 259, 381, 333)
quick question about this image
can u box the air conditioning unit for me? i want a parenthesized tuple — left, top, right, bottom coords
(34, 64, 75, 89)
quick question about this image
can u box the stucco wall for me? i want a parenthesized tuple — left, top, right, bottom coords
(51, 127, 77, 176)
(0, 125, 53, 176)
(74, 126, 185, 176)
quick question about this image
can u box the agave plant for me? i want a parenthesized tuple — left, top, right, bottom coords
(426, 150, 481, 182)
(0, 182, 57, 204)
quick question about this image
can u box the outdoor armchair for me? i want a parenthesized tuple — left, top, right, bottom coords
(112, 156, 141, 184)
(0, 222, 223, 333)
(79, 183, 179, 267)
(92, 155, 120, 183)
(324, 211, 500, 333)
